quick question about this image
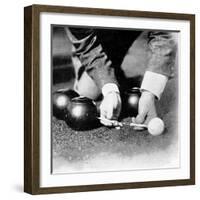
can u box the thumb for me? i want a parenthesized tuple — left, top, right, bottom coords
(143, 107, 157, 125)
(106, 104, 113, 119)
(135, 112, 146, 124)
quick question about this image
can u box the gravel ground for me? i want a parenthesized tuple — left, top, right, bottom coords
(52, 114, 177, 161)
(52, 77, 178, 173)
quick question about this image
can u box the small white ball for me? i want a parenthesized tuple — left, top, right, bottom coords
(148, 117, 165, 136)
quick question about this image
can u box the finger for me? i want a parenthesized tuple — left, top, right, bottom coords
(100, 107, 106, 118)
(115, 102, 122, 118)
(106, 104, 114, 120)
(144, 114, 157, 126)
(100, 103, 115, 126)
(112, 108, 121, 121)
(100, 119, 112, 126)
(131, 117, 145, 130)
(131, 117, 136, 123)
(112, 120, 118, 126)
(135, 111, 146, 124)
(100, 117, 113, 126)
(144, 108, 157, 125)
(100, 114, 120, 127)
(100, 109, 112, 126)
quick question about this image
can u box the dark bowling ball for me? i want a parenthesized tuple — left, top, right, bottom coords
(53, 90, 79, 120)
(123, 87, 141, 117)
(65, 96, 99, 130)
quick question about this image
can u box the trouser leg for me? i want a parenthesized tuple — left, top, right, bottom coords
(71, 51, 101, 100)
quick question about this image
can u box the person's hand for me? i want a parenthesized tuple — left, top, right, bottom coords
(100, 91, 122, 126)
(132, 90, 157, 130)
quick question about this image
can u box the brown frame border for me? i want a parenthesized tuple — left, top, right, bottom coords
(24, 4, 195, 195)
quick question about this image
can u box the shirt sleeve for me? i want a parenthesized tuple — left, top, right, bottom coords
(141, 71, 168, 99)
(147, 31, 177, 78)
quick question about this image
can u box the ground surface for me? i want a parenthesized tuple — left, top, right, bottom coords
(52, 78, 178, 173)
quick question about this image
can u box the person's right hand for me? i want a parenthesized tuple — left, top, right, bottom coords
(132, 90, 157, 130)
(99, 91, 122, 126)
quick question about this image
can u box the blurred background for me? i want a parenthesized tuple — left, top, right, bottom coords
(52, 26, 75, 92)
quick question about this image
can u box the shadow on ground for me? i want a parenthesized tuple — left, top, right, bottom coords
(52, 77, 178, 173)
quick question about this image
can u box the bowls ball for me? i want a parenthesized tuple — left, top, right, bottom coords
(53, 90, 79, 120)
(123, 87, 141, 117)
(65, 96, 99, 130)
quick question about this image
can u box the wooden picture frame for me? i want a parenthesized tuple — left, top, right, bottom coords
(24, 4, 195, 194)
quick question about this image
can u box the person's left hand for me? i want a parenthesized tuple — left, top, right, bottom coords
(132, 90, 157, 130)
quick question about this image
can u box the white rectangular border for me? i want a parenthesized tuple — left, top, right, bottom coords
(40, 12, 190, 187)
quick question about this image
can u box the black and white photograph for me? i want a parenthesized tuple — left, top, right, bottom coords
(24, 5, 195, 194)
(51, 25, 179, 174)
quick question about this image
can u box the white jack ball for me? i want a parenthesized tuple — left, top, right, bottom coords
(148, 117, 165, 136)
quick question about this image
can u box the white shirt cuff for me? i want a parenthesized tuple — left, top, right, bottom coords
(141, 71, 168, 99)
(102, 83, 120, 97)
